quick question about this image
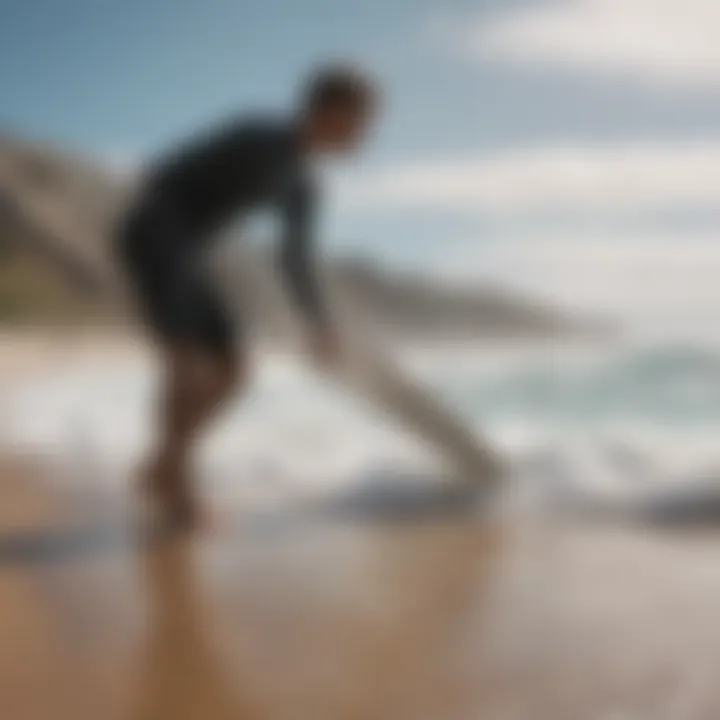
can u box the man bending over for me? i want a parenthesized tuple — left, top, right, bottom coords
(115, 65, 377, 529)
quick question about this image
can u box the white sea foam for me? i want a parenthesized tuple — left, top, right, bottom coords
(4, 342, 720, 515)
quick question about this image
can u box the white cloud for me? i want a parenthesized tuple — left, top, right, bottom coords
(338, 142, 720, 214)
(450, 0, 720, 87)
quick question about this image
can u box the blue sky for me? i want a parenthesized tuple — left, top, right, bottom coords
(2, 0, 718, 153)
(0, 0, 483, 156)
(2, 0, 720, 330)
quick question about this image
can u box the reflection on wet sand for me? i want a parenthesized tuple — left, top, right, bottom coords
(133, 540, 265, 720)
(5, 472, 720, 719)
(0, 473, 507, 720)
(132, 522, 502, 720)
(200, 521, 503, 720)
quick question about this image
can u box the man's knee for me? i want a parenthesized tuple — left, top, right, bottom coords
(164, 343, 245, 398)
(216, 359, 239, 394)
(210, 353, 245, 396)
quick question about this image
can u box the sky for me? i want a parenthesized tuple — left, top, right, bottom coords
(2, 0, 720, 333)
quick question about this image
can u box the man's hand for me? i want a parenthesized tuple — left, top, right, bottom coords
(307, 326, 341, 369)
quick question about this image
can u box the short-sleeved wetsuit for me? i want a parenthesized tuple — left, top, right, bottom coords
(115, 116, 327, 356)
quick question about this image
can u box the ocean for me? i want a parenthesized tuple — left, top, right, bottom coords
(3, 336, 720, 513)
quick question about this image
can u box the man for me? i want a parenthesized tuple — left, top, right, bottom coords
(116, 65, 377, 529)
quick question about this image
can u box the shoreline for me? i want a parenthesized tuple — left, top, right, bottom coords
(0, 325, 144, 386)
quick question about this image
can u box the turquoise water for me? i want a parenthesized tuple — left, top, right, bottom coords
(415, 345, 720, 428)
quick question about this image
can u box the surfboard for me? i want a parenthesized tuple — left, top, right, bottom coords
(210, 245, 504, 495)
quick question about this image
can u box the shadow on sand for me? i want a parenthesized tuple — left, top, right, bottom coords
(0, 471, 493, 567)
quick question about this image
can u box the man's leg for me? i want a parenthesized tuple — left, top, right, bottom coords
(119, 206, 243, 529)
(145, 343, 243, 528)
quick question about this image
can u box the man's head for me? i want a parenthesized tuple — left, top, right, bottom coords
(299, 65, 378, 153)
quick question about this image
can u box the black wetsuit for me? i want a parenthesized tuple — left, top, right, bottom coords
(116, 116, 326, 356)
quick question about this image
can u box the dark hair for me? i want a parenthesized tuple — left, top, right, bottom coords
(303, 65, 376, 113)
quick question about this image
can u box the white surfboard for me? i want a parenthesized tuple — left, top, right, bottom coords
(211, 245, 504, 492)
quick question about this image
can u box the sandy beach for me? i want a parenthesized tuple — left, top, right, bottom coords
(1, 329, 720, 719)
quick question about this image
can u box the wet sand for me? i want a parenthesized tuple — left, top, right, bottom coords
(2, 331, 720, 719)
(2, 466, 720, 719)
